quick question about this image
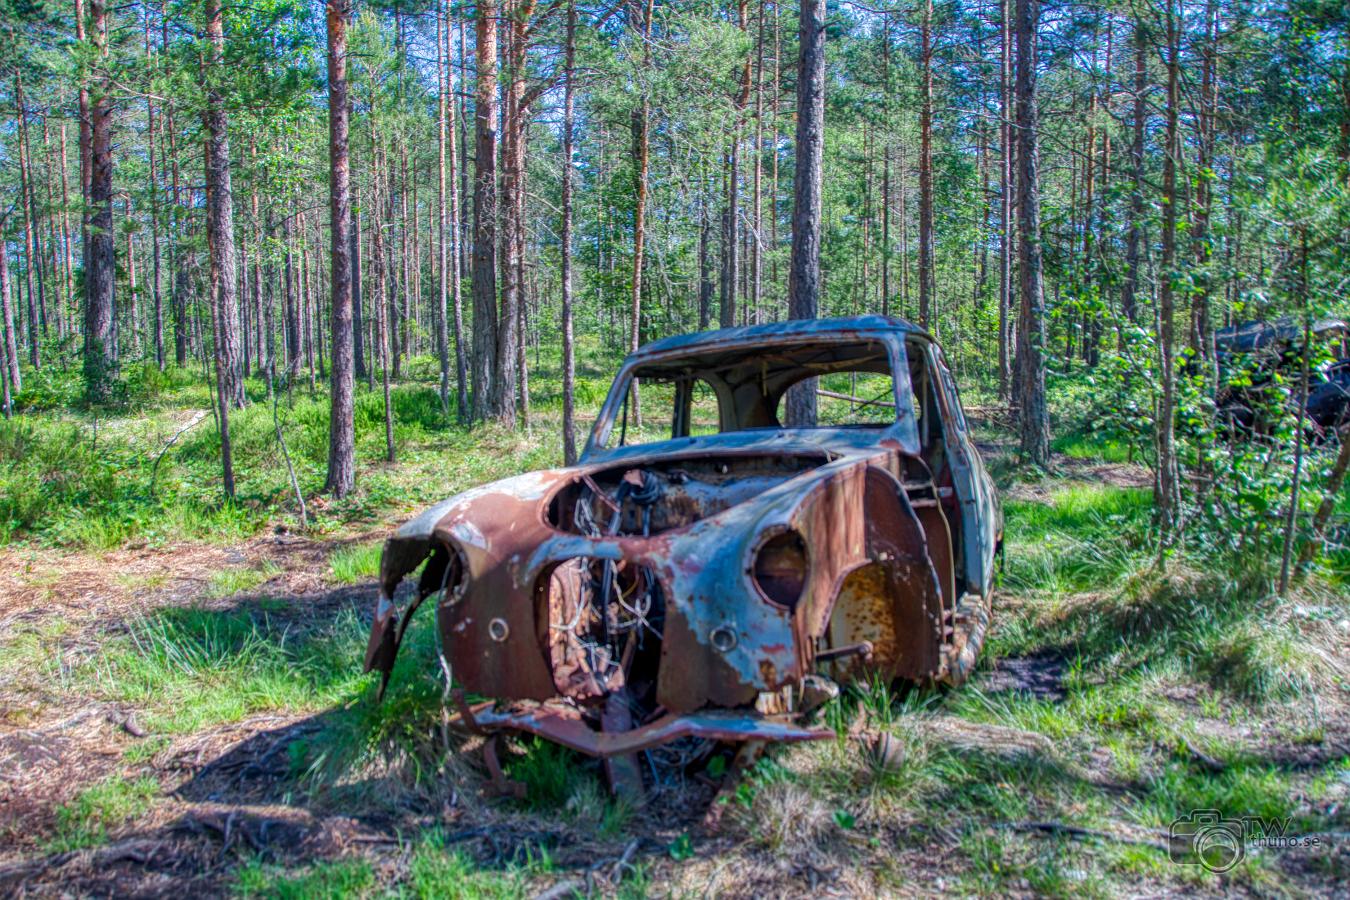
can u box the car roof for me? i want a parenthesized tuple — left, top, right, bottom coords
(631, 314, 933, 360)
(1216, 317, 1348, 353)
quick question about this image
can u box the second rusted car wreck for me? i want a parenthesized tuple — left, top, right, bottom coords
(364, 315, 1001, 794)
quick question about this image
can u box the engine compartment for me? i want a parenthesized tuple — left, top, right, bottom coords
(545, 453, 830, 537)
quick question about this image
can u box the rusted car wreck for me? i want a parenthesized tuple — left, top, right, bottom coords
(365, 315, 1001, 793)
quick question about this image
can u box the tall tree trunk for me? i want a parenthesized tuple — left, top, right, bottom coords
(202, 0, 241, 499)
(917, 0, 935, 330)
(785, 0, 825, 427)
(1013, 0, 1049, 465)
(698, 193, 714, 330)
(84, 0, 116, 403)
(447, 5, 468, 422)
(283, 214, 302, 379)
(376, 144, 396, 464)
(148, 80, 165, 369)
(560, 0, 578, 464)
(15, 70, 43, 369)
(998, 0, 1013, 398)
(881, 15, 891, 316)
(471, 0, 500, 421)
(126, 209, 142, 359)
(167, 106, 188, 367)
(436, 0, 452, 416)
(752, 0, 765, 324)
(1155, 4, 1183, 540)
(1122, 20, 1147, 325)
(0, 239, 18, 393)
(1190, 0, 1219, 376)
(628, 0, 654, 424)
(41, 117, 63, 340)
(324, 0, 356, 498)
(494, 0, 536, 426)
(58, 121, 74, 326)
(0, 243, 11, 416)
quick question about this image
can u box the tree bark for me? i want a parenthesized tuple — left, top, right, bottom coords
(447, 7, 468, 422)
(14, 69, 46, 365)
(148, 77, 165, 370)
(1013, 0, 1049, 465)
(917, 0, 935, 330)
(1155, 3, 1183, 540)
(785, 0, 825, 427)
(436, 0, 452, 416)
(1122, 20, 1147, 325)
(628, 0, 654, 424)
(324, 0, 356, 498)
(0, 238, 18, 394)
(998, 0, 1013, 399)
(202, 0, 241, 497)
(84, 0, 116, 403)
(561, 0, 578, 464)
(471, 0, 500, 421)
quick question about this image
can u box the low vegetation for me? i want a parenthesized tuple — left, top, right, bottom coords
(0, 361, 1346, 897)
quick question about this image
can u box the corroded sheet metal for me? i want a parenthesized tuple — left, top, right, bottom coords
(458, 701, 834, 758)
(363, 315, 1002, 765)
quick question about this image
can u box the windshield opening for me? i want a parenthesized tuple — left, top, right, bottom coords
(603, 339, 901, 448)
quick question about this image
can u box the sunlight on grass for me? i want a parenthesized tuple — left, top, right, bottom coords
(207, 560, 281, 598)
(1001, 485, 1153, 597)
(234, 857, 376, 899)
(93, 606, 369, 734)
(46, 775, 159, 853)
(328, 541, 383, 584)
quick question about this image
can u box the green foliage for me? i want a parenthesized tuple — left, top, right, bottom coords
(96, 605, 368, 734)
(328, 541, 382, 584)
(234, 857, 376, 900)
(47, 775, 159, 853)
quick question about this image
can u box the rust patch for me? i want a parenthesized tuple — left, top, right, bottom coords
(362, 316, 1000, 795)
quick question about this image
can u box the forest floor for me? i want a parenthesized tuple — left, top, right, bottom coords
(0, 374, 1348, 898)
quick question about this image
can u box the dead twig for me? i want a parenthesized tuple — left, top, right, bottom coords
(1178, 735, 1226, 772)
(148, 410, 209, 497)
(997, 820, 1169, 851)
(533, 879, 584, 900)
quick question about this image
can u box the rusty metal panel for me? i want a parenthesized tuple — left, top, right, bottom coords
(361, 316, 999, 780)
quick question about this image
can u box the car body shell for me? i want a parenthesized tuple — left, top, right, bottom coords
(364, 316, 1002, 758)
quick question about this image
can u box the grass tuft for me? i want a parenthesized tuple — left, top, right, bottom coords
(329, 541, 383, 584)
(47, 775, 159, 852)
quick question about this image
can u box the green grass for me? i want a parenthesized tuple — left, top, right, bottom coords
(233, 831, 560, 899)
(1001, 486, 1155, 595)
(235, 857, 376, 899)
(406, 832, 554, 899)
(6, 347, 1348, 896)
(46, 775, 160, 852)
(0, 357, 590, 551)
(208, 561, 281, 598)
(1052, 429, 1138, 464)
(329, 541, 383, 584)
(93, 606, 371, 734)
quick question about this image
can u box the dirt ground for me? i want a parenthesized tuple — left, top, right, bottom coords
(1, 472, 1347, 897)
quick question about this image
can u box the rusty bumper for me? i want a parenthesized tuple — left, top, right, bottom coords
(451, 695, 833, 758)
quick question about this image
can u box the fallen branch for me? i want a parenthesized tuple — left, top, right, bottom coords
(533, 879, 584, 900)
(0, 838, 163, 884)
(148, 410, 209, 496)
(997, 820, 1169, 852)
(271, 364, 308, 531)
(1178, 735, 1226, 773)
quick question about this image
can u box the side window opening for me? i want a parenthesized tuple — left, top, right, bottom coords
(613, 376, 720, 447)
